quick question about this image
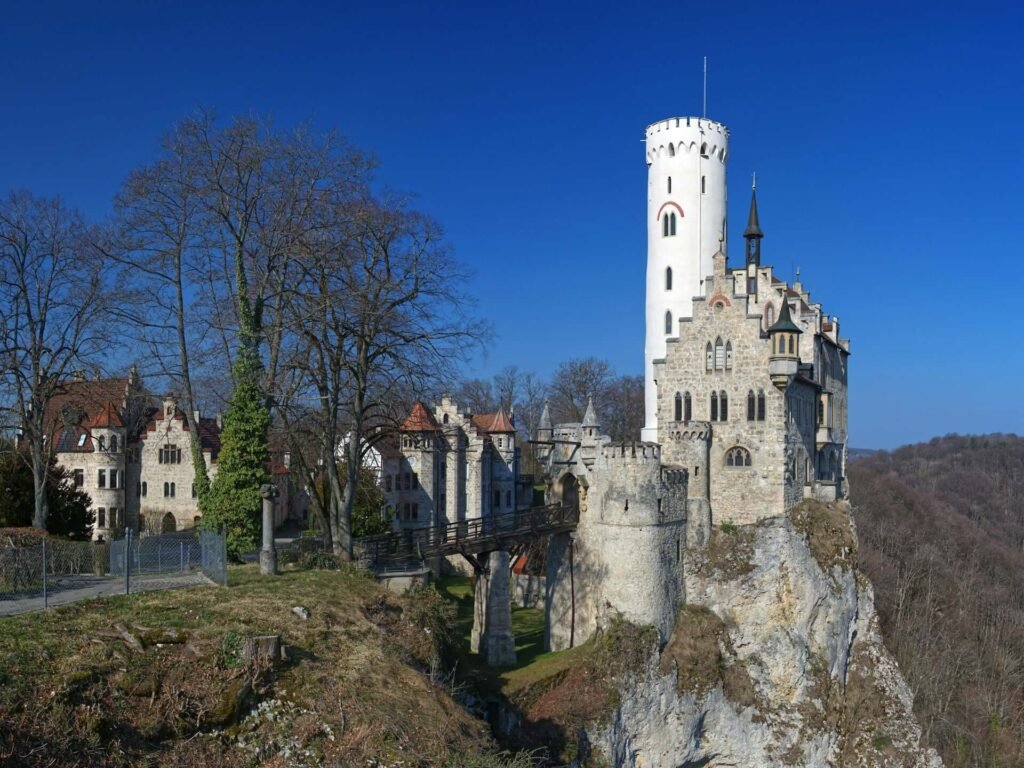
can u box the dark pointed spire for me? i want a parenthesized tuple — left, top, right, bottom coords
(768, 298, 802, 334)
(743, 177, 763, 268)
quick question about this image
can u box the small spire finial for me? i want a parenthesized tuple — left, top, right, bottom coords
(796, 266, 801, 280)
(752, 171, 756, 190)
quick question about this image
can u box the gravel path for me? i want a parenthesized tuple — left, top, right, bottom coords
(0, 571, 215, 616)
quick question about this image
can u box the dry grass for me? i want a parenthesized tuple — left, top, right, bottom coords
(0, 564, 515, 767)
(692, 525, 756, 580)
(659, 604, 758, 709)
(788, 499, 856, 573)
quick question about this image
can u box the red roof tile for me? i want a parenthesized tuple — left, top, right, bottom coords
(43, 378, 130, 438)
(401, 402, 440, 432)
(471, 410, 515, 434)
(84, 401, 124, 429)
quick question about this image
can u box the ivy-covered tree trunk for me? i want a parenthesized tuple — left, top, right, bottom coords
(201, 347, 271, 559)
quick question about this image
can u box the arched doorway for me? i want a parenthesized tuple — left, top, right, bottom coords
(560, 474, 579, 510)
(161, 512, 176, 533)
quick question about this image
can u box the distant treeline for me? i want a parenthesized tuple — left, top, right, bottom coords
(850, 433, 1024, 768)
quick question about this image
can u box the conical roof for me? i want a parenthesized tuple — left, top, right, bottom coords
(743, 188, 763, 239)
(400, 402, 440, 432)
(581, 395, 599, 428)
(538, 401, 552, 430)
(768, 298, 802, 334)
(485, 408, 516, 433)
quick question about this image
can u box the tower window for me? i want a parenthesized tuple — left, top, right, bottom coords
(663, 215, 669, 237)
(714, 337, 724, 370)
(73, 469, 84, 487)
(684, 392, 692, 421)
(700, 143, 708, 158)
(110, 435, 117, 452)
(97, 436, 105, 451)
(667, 177, 672, 194)
(665, 311, 673, 335)
(725, 341, 733, 370)
(764, 304, 775, 332)
(142, 481, 147, 497)
(747, 390, 756, 421)
(668, 143, 675, 157)
(701, 176, 706, 194)
(665, 267, 672, 291)
(674, 392, 682, 422)
(705, 343, 713, 371)
(720, 391, 729, 421)
(725, 446, 752, 467)
(710, 392, 718, 422)
(757, 390, 766, 421)
(669, 212, 677, 236)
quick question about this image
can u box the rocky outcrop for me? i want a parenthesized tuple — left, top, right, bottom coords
(585, 501, 942, 767)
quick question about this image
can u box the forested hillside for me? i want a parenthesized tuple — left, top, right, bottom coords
(850, 434, 1024, 767)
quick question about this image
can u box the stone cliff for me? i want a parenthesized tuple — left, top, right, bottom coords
(546, 501, 942, 767)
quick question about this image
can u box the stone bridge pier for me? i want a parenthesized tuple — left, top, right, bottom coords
(470, 549, 516, 666)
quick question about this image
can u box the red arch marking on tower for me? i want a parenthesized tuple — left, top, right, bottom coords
(656, 201, 685, 220)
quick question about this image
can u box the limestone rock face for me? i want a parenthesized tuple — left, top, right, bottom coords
(586, 503, 942, 768)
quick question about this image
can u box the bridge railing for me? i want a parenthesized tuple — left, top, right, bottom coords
(354, 503, 578, 572)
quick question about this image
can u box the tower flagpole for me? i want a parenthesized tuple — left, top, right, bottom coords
(703, 56, 707, 118)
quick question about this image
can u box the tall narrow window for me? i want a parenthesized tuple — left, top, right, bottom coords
(669, 213, 677, 236)
(674, 392, 682, 421)
(663, 215, 669, 237)
(98, 508, 106, 528)
(170, 482, 176, 498)
(700, 143, 708, 157)
(667, 177, 672, 193)
(665, 267, 672, 291)
(494, 490, 501, 508)
(701, 175, 706, 194)
(665, 311, 673, 335)
(142, 481, 148, 497)
(747, 390, 756, 421)
(764, 304, 775, 332)
(710, 392, 718, 422)
(684, 392, 692, 421)
(163, 482, 169, 497)
(757, 390, 766, 421)
(110, 435, 117, 452)
(98, 469, 106, 488)
(97, 436, 105, 451)
(725, 341, 733, 370)
(73, 469, 84, 487)
(720, 391, 729, 421)
(705, 343, 713, 371)
(714, 337, 724, 370)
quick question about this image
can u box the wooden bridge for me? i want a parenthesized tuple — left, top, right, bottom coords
(354, 503, 578, 573)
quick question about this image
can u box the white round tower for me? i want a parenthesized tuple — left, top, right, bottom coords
(642, 116, 729, 442)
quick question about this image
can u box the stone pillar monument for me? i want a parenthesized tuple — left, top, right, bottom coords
(260, 483, 279, 576)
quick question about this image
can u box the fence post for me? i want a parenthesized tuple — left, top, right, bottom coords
(180, 541, 184, 572)
(221, 526, 228, 587)
(125, 528, 131, 595)
(42, 538, 48, 609)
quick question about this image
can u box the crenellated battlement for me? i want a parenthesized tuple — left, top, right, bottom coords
(645, 117, 729, 166)
(661, 465, 688, 488)
(601, 441, 662, 463)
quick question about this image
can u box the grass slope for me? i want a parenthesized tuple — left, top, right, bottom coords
(0, 565, 531, 768)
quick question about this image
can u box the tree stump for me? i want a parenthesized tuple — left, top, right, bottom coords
(242, 634, 282, 666)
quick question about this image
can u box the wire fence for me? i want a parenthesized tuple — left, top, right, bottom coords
(0, 528, 227, 616)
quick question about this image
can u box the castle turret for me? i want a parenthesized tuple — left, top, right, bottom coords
(768, 299, 802, 390)
(581, 395, 600, 468)
(643, 116, 729, 441)
(743, 182, 763, 268)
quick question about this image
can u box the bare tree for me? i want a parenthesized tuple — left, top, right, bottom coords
(0, 192, 109, 528)
(548, 356, 613, 423)
(604, 374, 644, 442)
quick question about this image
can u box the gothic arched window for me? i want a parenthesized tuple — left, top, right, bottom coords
(674, 392, 682, 422)
(720, 390, 728, 421)
(714, 337, 724, 370)
(705, 343, 713, 371)
(764, 303, 775, 332)
(668, 143, 675, 157)
(110, 435, 117, 452)
(747, 390, 756, 421)
(684, 392, 692, 421)
(665, 267, 672, 291)
(725, 446, 752, 467)
(757, 390, 766, 421)
(669, 212, 677, 236)
(662, 214, 669, 237)
(725, 341, 733, 370)
(710, 392, 718, 422)
(665, 311, 673, 335)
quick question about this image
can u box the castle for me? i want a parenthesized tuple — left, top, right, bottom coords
(380, 113, 850, 660)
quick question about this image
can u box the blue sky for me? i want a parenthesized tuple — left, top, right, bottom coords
(2, 1, 1021, 449)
